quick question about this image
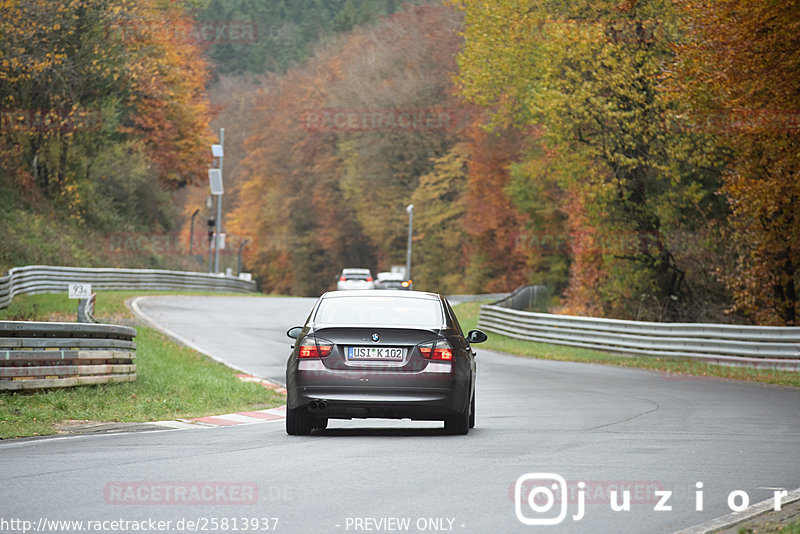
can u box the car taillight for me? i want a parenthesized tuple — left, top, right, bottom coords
(298, 338, 333, 358)
(339, 276, 346, 281)
(366, 277, 373, 282)
(419, 340, 453, 361)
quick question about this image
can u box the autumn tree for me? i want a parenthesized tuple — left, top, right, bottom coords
(667, 0, 800, 325)
(229, 4, 469, 295)
(0, 0, 213, 203)
(0, 0, 214, 270)
(462, 120, 529, 293)
(506, 135, 571, 295)
(453, 0, 726, 320)
(409, 143, 469, 293)
(105, 1, 214, 188)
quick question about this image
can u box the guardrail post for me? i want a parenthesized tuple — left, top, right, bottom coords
(77, 293, 96, 323)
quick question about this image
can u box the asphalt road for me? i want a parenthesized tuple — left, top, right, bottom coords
(2, 295, 799, 534)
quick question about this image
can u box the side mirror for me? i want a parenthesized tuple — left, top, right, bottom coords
(467, 330, 488, 344)
(286, 326, 304, 339)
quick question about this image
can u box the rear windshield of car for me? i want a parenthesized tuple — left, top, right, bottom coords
(343, 275, 369, 280)
(314, 296, 443, 327)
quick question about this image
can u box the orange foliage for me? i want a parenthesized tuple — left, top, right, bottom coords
(226, 4, 467, 295)
(558, 190, 605, 317)
(463, 119, 529, 293)
(669, 0, 800, 324)
(114, 2, 214, 188)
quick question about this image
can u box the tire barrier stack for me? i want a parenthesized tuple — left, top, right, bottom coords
(0, 321, 137, 391)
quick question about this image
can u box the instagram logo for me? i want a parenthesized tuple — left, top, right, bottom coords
(514, 473, 572, 526)
(513, 473, 792, 526)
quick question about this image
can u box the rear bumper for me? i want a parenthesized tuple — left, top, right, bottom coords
(287, 359, 471, 419)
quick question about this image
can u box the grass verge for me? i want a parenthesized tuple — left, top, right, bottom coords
(738, 519, 800, 534)
(452, 301, 800, 389)
(0, 291, 286, 439)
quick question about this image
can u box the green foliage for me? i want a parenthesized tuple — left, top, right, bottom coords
(199, 0, 412, 76)
(409, 144, 469, 293)
(0, 0, 213, 274)
(506, 142, 570, 291)
(666, 0, 800, 325)
(452, 0, 735, 320)
(230, 4, 466, 296)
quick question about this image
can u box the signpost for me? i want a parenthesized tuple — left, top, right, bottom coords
(68, 283, 92, 300)
(69, 284, 94, 323)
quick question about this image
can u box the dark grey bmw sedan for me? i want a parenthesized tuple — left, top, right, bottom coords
(285, 290, 487, 435)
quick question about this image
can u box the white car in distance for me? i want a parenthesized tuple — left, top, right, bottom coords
(336, 268, 375, 290)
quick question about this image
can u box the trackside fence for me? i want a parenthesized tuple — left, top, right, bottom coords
(0, 321, 137, 390)
(0, 265, 257, 310)
(478, 305, 800, 371)
(0, 265, 256, 389)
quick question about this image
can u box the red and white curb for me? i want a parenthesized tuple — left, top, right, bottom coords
(183, 405, 286, 428)
(156, 405, 287, 430)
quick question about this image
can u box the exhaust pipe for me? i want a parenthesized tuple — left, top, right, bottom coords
(308, 400, 328, 410)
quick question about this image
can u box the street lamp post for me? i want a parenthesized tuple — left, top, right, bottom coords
(405, 204, 414, 284)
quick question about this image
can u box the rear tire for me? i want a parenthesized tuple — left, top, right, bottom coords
(313, 417, 328, 431)
(444, 405, 470, 435)
(469, 392, 475, 429)
(286, 407, 314, 435)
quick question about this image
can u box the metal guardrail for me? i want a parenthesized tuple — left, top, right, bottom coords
(0, 265, 257, 310)
(492, 284, 550, 312)
(0, 321, 137, 390)
(478, 305, 800, 370)
(446, 293, 511, 305)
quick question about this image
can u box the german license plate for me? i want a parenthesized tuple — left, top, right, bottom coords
(347, 347, 403, 360)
